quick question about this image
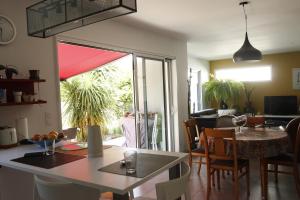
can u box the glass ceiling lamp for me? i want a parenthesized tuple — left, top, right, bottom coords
(233, 1, 262, 63)
(27, 0, 137, 38)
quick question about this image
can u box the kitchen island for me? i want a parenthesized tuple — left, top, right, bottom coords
(0, 144, 188, 200)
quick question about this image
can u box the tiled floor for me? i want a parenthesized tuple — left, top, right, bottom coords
(101, 159, 299, 200)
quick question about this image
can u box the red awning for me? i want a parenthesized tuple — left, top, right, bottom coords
(58, 43, 127, 80)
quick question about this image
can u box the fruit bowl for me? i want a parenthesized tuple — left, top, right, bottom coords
(31, 131, 64, 149)
(31, 139, 61, 148)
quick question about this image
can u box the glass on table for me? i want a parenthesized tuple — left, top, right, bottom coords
(124, 150, 137, 174)
(232, 115, 247, 133)
(43, 139, 56, 155)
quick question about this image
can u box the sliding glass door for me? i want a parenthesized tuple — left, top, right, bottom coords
(133, 56, 171, 151)
(56, 40, 174, 151)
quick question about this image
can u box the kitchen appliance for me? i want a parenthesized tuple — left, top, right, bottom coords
(0, 126, 18, 148)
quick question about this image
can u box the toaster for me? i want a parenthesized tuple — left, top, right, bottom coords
(0, 126, 18, 148)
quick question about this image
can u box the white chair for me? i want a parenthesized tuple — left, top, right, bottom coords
(134, 162, 191, 200)
(62, 127, 78, 140)
(33, 175, 100, 200)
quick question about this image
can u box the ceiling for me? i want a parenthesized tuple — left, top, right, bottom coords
(117, 0, 300, 60)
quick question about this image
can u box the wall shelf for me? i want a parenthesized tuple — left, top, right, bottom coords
(0, 100, 47, 106)
(0, 79, 46, 83)
(0, 78, 46, 106)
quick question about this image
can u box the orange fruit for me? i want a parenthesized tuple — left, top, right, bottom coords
(48, 131, 58, 136)
(48, 133, 57, 140)
(58, 132, 65, 139)
(32, 134, 41, 141)
(42, 134, 49, 141)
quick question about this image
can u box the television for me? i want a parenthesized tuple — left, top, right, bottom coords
(264, 96, 298, 115)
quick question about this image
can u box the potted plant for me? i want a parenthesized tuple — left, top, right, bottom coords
(203, 78, 244, 109)
(0, 65, 18, 79)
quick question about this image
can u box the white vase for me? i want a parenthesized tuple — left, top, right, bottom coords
(87, 125, 103, 158)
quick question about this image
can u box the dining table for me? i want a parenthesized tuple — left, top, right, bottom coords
(228, 126, 288, 200)
(0, 144, 188, 200)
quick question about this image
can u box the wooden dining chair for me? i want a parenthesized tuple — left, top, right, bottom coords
(246, 116, 265, 127)
(265, 117, 300, 186)
(215, 115, 236, 177)
(134, 162, 191, 200)
(203, 128, 250, 200)
(261, 122, 300, 199)
(183, 118, 205, 174)
(286, 117, 300, 153)
(34, 175, 100, 200)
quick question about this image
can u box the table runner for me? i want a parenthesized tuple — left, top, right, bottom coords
(99, 153, 178, 178)
(11, 152, 85, 169)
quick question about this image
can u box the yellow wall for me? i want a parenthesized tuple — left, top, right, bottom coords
(210, 52, 300, 114)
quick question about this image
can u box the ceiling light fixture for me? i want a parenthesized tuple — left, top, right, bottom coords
(26, 0, 137, 38)
(233, 1, 262, 63)
(39, 7, 48, 18)
(70, 0, 78, 8)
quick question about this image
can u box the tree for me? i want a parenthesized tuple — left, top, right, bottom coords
(115, 78, 133, 118)
(60, 71, 112, 141)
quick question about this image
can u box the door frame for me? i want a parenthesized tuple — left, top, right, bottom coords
(133, 56, 170, 150)
(54, 35, 176, 151)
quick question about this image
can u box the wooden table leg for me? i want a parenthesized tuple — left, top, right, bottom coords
(169, 163, 181, 200)
(258, 142, 268, 200)
(260, 158, 265, 199)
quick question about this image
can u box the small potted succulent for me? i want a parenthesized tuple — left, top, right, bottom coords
(0, 65, 18, 79)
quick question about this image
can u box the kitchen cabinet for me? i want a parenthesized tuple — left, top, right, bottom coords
(0, 79, 47, 106)
(0, 166, 34, 200)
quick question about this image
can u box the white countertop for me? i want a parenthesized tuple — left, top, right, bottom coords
(0, 145, 188, 195)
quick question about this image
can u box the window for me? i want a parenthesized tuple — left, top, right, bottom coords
(189, 69, 202, 113)
(215, 66, 272, 82)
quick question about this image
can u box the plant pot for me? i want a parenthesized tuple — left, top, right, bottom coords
(244, 101, 255, 115)
(219, 100, 228, 109)
(29, 70, 40, 80)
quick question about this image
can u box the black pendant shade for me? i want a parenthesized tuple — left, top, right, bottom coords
(26, 0, 137, 38)
(233, 1, 262, 63)
(233, 32, 262, 63)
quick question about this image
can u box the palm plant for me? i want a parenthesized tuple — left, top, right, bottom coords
(60, 71, 112, 141)
(203, 79, 244, 108)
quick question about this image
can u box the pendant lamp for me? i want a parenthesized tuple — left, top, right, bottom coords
(233, 1, 262, 63)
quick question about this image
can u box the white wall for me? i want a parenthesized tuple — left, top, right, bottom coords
(0, 0, 188, 152)
(188, 56, 210, 110)
(0, 0, 60, 135)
